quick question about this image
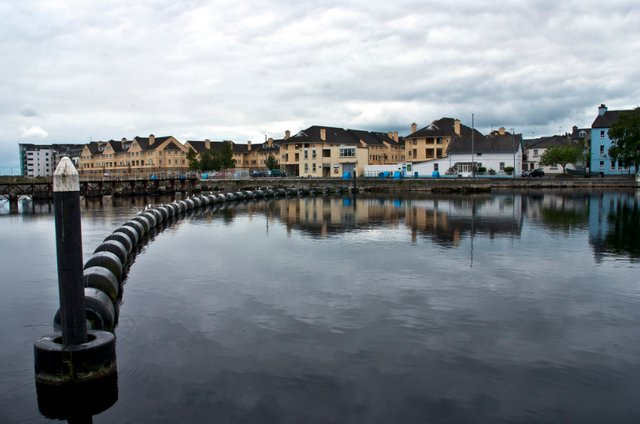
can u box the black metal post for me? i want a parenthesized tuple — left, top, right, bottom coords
(53, 158, 88, 346)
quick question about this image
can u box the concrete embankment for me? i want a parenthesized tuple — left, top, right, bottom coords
(199, 176, 638, 193)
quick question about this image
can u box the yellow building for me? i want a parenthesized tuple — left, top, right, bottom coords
(404, 118, 480, 164)
(185, 139, 280, 170)
(278, 126, 401, 177)
(79, 135, 188, 178)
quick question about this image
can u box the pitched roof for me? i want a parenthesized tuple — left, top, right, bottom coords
(406, 117, 483, 140)
(186, 140, 233, 154)
(447, 133, 522, 155)
(285, 125, 360, 145)
(86, 142, 104, 155)
(348, 130, 397, 146)
(592, 109, 632, 128)
(523, 135, 575, 150)
(133, 136, 173, 150)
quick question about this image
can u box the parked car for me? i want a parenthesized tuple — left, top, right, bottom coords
(270, 169, 286, 177)
(524, 168, 545, 177)
(251, 170, 269, 178)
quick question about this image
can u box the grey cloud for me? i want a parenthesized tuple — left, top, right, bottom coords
(0, 0, 638, 163)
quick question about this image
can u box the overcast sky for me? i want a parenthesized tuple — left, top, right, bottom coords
(1, 0, 639, 171)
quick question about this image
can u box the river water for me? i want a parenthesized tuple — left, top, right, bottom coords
(1, 190, 639, 423)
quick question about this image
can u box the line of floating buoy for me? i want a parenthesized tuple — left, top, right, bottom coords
(55, 186, 356, 332)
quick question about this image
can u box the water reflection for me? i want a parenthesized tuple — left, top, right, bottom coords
(589, 191, 640, 261)
(240, 194, 523, 247)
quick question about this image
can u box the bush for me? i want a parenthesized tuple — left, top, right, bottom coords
(488, 168, 496, 175)
(478, 166, 487, 173)
(504, 166, 514, 175)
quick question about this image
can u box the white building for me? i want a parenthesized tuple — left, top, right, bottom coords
(21, 145, 55, 177)
(412, 128, 522, 177)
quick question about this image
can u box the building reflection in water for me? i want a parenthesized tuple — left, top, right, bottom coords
(589, 190, 640, 262)
(242, 194, 524, 246)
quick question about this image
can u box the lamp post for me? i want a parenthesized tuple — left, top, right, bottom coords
(511, 128, 516, 178)
(471, 113, 475, 179)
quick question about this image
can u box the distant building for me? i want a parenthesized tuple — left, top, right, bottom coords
(19, 143, 85, 177)
(404, 118, 468, 163)
(78, 135, 188, 178)
(411, 126, 522, 177)
(590, 104, 635, 175)
(522, 133, 584, 174)
(278, 125, 399, 177)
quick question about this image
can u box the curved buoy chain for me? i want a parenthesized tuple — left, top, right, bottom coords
(53, 186, 335, 334)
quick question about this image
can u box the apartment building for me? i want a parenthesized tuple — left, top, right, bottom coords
(78, 135, 188, 178)
(19, 143, 85, 177)
(278, 126, 404, 177)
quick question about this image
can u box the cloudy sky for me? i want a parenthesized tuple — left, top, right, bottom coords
(1, 0, 639, 172)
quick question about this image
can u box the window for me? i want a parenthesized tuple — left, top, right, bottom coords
(611, 161, 616, 170)
(412, 149, 417, 158)
(312, 150, 317, 159)
(533, 149, 538, 157)
(426, 149, 434, 158)
(600, 145, 605, 155)
(312, 163, 316, 172)
(304, 163, 309, 173)
(323, 149, 331, 158)
(304, 149, 308, 159)
(436, 137, 443, 145)
(599, 161, 604, 170)
(499, 162, 505, 170)
(340, 147, 356, 157)
(600, 130, 605, 138)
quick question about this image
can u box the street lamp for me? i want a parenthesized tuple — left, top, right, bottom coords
(511, 128, 516, 178)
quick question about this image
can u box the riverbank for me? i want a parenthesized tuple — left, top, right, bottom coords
(200, 175, 638, 194)
(1, 175, 637, 200)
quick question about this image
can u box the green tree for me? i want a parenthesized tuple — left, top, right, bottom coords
(539, 144, 584, 174)
(608, 107, 640, 173)
(218, 141, 236, 169)
(199, 150, 216, 171)
(186, 148, 199, 170)
(266, 153, 278, 170)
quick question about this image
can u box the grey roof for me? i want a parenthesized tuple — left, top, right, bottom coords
(133, 136, 173, 150)
(406, 117, 483, 140)
(187, 140, 232, 154)
(523, 135, 576, 150)
(348, 130, 397, 146)
(285, 126, 360, 145)
(447, 133, 522, 155)
(592, 110, 632, 128)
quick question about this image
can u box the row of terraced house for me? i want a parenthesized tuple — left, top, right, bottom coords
(20, 104, 635, 179)
(76, 117, 496, 179)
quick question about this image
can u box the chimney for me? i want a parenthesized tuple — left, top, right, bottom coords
(411, 123, 417, 134)
(149, 134, 155, 145)
(247, 140, 251, 151)
(284, 130, 290, 140)
(498, 127, 505, 136)
(394, 131, 399, 142)
(121, 137, 127, 142)
(388, 131, 393, 139)
(320, 128, 326, 141)
(205, 139, 210, 150)
(454, 119, 461, 136)
(598, 104, 607, 116)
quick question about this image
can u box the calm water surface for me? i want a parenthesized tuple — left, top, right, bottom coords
(1, 190, 639, 423)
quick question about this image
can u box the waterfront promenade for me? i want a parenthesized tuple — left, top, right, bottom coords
(0, 175, 637, 200)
